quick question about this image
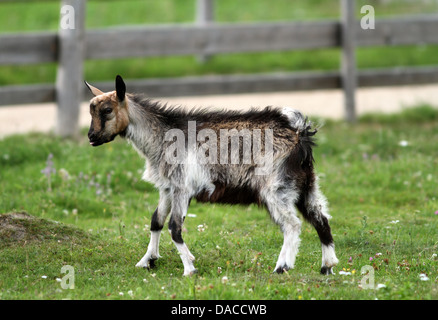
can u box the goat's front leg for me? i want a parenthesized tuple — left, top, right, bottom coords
(168, 190, 197, 276)
(136, 189, 171, 269)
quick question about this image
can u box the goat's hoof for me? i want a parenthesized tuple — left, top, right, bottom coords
(149, 258, 158, 269)
(273, 265, 290, 274)
(184, 269, 198, 277)
(135, 262, 147, 268)
(320, 266, 334, 275)
(135, 257, 158, 270)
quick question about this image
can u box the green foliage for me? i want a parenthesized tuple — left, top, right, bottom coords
(359, 104, 438, 124)
(2, 1, 438, 85)
(0, 105, 437, 300)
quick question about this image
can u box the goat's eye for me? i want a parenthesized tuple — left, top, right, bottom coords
(103, 108, 113, 114)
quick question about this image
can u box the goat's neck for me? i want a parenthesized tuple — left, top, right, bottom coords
(124, 101, 164, 163)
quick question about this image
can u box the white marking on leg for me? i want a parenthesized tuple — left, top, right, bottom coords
(174, 241, 197, 276)
(322, 243, 338, 268)
(135, 230, 161, 268)
(261, 184, 303, 272)
(308, 178, 332, 220)
(136, 189, 171, 268)
(307, 179, 338, 271)
(274, 218, 302, 271)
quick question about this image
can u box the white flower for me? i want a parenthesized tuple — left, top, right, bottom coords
(221, 276, 228, 284)
(376, 284, 386, 290)
(339, 271, 352, 276)
(389, 220, 399, 224)
(398, 140, 409, 147)
(119, 292, 124, 296)
(187, 213, 197, 218)
(419, 273, 430, 281)
(128, 290, 134, 297)
(41, 275, 48, 279)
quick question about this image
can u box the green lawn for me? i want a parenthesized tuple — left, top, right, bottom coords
(0, 105, 437, 300)
(1, 0, 438, 86)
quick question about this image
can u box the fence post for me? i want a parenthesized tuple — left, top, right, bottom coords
(340, 0, 357, 122)
(196, 0, 214, 63)
(55, 0, 86, 138)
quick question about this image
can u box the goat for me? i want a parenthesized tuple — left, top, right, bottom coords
(85, 75, 339, 276)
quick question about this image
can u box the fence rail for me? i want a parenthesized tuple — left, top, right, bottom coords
(3, 16, 438, 65)
(3, 65, 438, 106)
(1, 0, 438, 136)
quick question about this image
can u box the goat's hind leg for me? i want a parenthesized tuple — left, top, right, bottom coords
(273, 214, 302, 274)
(264, 190, 302, 274)
(136, 190, 171, 269)
(296, 183, 339, 275)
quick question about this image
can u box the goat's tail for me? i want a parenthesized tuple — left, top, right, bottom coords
(295, 117, 317, 168)
(282, 108, 317, 168)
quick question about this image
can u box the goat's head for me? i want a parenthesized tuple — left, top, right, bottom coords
(85, 75, 129, 147)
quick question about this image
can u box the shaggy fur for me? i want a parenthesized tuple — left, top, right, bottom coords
(86, 75, 338, 276)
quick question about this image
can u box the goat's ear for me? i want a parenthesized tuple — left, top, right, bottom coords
(84, 81, 104, 96)
(115, 75, 126, 102)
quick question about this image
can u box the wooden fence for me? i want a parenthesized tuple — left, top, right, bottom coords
(1, 0, 438, 136)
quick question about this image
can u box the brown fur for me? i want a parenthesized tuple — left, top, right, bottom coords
(88, 90, 129, 145)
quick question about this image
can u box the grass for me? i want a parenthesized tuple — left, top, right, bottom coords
(0, 105, 437, 300)
(2, 0, 438, 86)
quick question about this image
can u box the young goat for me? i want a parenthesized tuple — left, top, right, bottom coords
(85, 75, 339, 276)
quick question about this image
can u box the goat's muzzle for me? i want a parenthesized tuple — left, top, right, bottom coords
(88, 130, 115, 147)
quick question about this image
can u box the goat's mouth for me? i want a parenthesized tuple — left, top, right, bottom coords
(89, 135, 116, 147)
(89, 140, 104, 147)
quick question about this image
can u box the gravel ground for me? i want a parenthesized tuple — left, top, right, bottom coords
(0, 84, 437, 139)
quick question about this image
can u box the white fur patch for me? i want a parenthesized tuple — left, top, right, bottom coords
(185, 151, 215, 196)
(281, 107, 307, 131)
(135, 230, 162, 268)
(322, 243, 339, 268)
(174, 241, 197, 276)
(308, 178, 332, 221)
(274, 220, 302, 271)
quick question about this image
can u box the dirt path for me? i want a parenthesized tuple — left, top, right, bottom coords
(0, 84, 437, 139)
